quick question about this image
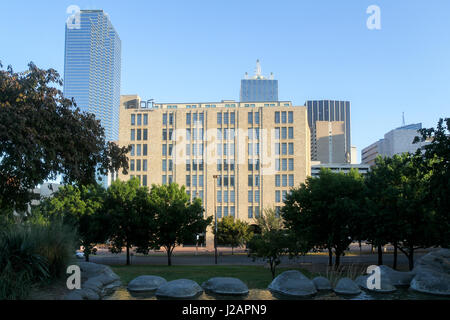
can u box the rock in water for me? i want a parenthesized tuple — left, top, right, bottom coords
(268, 270, 317, 297)
(312, 276, 332, 291)
(156, 279, 203, 299)
(334, 278, 361, 295)
(201, 277, 249, 295)
(355, 275, 397, 293)
(410, 249, 450, 296)
(378, 265, 415, 287)
(128, 275, 167, 292)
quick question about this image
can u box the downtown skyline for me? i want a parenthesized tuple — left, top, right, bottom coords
(1, 0, 449, 163)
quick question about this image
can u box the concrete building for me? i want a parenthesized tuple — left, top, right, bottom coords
(306, 100, 351, 164)
(311, 162, 370, 178)
(64, 9, 122, 187)
(361, 123, 430, 166)
(240, 60, 278, 102)
(118, 95, 311, 247)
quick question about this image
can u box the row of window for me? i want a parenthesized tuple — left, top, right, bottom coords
(275, 190, 288, 203)
(217, 159, 235, 171)
(130, 159, 148, 171)
(216, 190, 236, 203)
(130, 129, 148, 141)
(216, 175, 235, 187)
(185, 175, 204, 188)
(275, 111, 294, 124)
(217, 206, 236, 218)
(131, 113, 148, 126)
(248, 206, 260, 219)
(186, 160, 204, 171)
(275, 174, 295, 187)
(186, 113, 204, 125)
(217, 112, 236, 125)
(275, 127, 294, 140)
(275, 158, 295, 171)
(130, 175, 147, 186)
(130, 144, 148, 156)
(275, 143, 294, 156)
(247, 190, 261, 203)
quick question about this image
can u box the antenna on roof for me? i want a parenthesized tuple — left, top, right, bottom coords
(255, 59, 262, 78)
(402, 112, 405, 126)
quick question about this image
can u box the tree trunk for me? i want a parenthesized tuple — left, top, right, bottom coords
(408, 247, 414, 271)
(328, 248, 333, 267)
(126, 245, 130, 266)
(334, 251, 341, 270)
(393, 242, 398, 270)
(377, 245, 383, 265)
(232, 246, 234, 255)
(167, 247, 173, 266)
(270, 259, 276, 279)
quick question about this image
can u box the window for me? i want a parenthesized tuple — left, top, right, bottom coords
(282, 127, 287, 139)
(131, 129, 135, 141)
(186, 175, 191, 187)
(248, 191, 253, 203)
(282, 174, 287, 187)
(131, 114, 135, 125)
(192, 144, 197, 156)
(217, 143, 222, 156)
(217, 112, 222, 125)
(289, 159, 294, 171)
(162, 160, 167, 171)
(254, 207, 260, 218)
(275, 112, 280, 123)
(230, 191, 235, 203)
(248, 175, 253, 187)
(275, 190, 281, 203)
(136, 144, 141, 156)
(224, 113, 229, 124)
(168, 159, 173, 171)
(136, 159, 141, 171)
(162, 175, 167, 185)
(289, 174, 294, 187)
(162, 113, 167, 125)
(282, 111, 287, 123)
(137, 114, 142, 125)
(162, 144, 167, 156)
(217, 176, 222, 187)
(130, 144, 135, 156)
(254, 175, 260, 187)
(217, 159, 222, 171)
(130, 159, 135, 171)
(169, 114, 173, 125)
(162, 129, 167, 140)
(255, 190, 260, 202)
(143, 129, 148, 140)
(248, 143, 253, 156)
(223, 190, 228, 203)
(192, 175, 197, 187)
(199, 175, 204, 187)
(230, 175, 235, 187)
(248, 128, 253, 140)
(217, 190, 222, 203)
(275, 127, 280, 140)
(248, 112, 253, 124)
(217, 206, 222, 219)
(288, 127, 294, 139)
(248, 207, 253, 219)
(275, 159, 280, 171)
(230, 206, 235, 217)
(142, 175, 147, 186)
(143, 144, 147, 156)
(282, 190, 287, 201)
(230, 112, 235, 124)
(275, 143, 280, 155)
(186, 128, 191, 141)
(143, 160, 147, 171)
(186, 113, 191, 125)
(282, 159, 287, 171)
(248, 159, 253, 171)
(282, 143, 287, 155)
(255, 112, 259, 124)
(168, 144, 173, 156)
(224, 206, 229, 217)
(217, 128, 222, 141)
(192, 160, 197, 171)
(289, 143, 294, 155)
(275, 175, 281, 187)
(143, 114, 148, 125)
(223, 176, 229, 187)
(199, 160, 204, 171)
(288, 111, 293, 123)
(186, 144, 190, 156)
(137, 129, 142, 140)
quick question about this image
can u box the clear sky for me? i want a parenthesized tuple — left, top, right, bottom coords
(1, 0, 449, 163)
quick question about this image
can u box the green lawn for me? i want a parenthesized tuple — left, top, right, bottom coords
(110, 265, 315, 289)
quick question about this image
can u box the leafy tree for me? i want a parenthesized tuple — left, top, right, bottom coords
(283, 169, 366, 269)
(143, 183, 212, 266)
(215, 216, 251, 254)
(255, 207, 285, 234)
(35, 183, 108, 262)
(0, 61, 130, 212)
(414, 118, 450, 248)
(102, 178, 153, 265)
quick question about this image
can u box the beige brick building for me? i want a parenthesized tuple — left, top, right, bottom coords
(118, 95, 311, 248)
(313, 121, 346, 164)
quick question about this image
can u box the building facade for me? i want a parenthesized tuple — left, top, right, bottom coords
(240, 60, 278, 102)
(118, 95, 311, 247)
(306, 100, 351, 164)
(311, 162, 370, 178)
(64, 9, 121, 142)
(361, 123, 429, 166)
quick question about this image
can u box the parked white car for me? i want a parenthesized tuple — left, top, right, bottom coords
(75, 251, 85, 259)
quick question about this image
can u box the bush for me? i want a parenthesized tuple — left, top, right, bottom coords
(0, 221, 77, 299)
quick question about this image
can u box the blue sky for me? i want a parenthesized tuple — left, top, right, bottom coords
(1, 0, 449, 162)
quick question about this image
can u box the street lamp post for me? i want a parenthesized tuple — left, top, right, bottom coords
(213, 175, 219, 265)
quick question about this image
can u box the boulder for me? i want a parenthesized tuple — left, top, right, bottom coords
(378, 265, 415, 287)
(201, 277, 249, 295)
(410, 249, 450, 296)
(355, 275, 397, 293)
(128, 275, 167, 292)
(156, 279, 203, 299)
(268, 270, 317, 297)
(333, 278, 361, 295)
(312, 276, 332, 291)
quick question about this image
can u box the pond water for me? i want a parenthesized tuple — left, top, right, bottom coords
(106, 286, 449, 301)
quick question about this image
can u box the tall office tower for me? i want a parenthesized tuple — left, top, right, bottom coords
(118, 96, 311, 248)
(306, 100, 351, 164)
(361, 123, 430, 166)
(240, 60, 278, 102)
(64, 9, 121, 142)
(64, 9, 121, 186)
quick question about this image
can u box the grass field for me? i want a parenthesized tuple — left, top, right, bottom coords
(110, 265, 315, 289)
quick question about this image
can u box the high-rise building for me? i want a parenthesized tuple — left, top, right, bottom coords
(118, 96, 311, 248)
(361, 123, 430, 166)
(306, 100, 351, 164)
(240, 60, 278, 102)
(64, 9, 121, 143)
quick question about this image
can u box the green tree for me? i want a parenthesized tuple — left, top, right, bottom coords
(144, 183, 212, 266)
(0, 62, 130, 213)
(103, 178, 153, 265)
(216, 216, 251, 254)
(283, 169, 366, 269)
(34, 184, 108, 262)
(414, 118, 450, 248)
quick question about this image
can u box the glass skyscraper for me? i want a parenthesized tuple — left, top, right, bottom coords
(64, 9, 121, 142)
(240, 60, 278, 102)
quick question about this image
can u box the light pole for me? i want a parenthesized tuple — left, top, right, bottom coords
(213, 174, 219, 264)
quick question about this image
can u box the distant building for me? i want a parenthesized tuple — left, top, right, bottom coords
(351, 146, 358, 164)
(311, 162, 370, 178)
(306, 100, 351, 164)
(240, 60, 278, 102)
(361, 123, 430, 166)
